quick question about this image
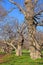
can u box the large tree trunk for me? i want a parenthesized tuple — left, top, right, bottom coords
(16, 45, 22, 56)
(28, 20, 41, 59)
(25, 0, 41, 59)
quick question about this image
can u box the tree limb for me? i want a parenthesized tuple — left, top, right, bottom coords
(34, 4, 43, 16)
(34, 0, 38, 4)
(3, 39, 16, 50)
(9, 0, 26, 15)
(37, 22, 43, 26)
(34, 10, 43, 16)
(7, 7, 16, 14)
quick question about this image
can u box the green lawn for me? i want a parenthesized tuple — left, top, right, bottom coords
(0, 50, 43, 65)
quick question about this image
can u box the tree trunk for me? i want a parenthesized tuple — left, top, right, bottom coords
(16, 45, 22, 56)
(26, 19, 41, 59)
(25, 0, 41, 59)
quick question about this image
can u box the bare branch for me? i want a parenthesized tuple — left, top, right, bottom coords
(9, 0, 26, 15)
(0, 5, 7, 17)
(34, 10, 43, 17)
(3, 39, 16, 50)
(33, 0, 38, 8)
(20, 22, 27, 33)
(34, 0, 38, 4)
(7, 7, 15, 13)
(37, 22, 43, 26)
(34, 3, 43, 16)
(10, 43, 16, 50)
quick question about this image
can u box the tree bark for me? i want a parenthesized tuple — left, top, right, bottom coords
(27, 20, 41, 59)
(16, 45, 22, 56)
(25, 0, 41, 59)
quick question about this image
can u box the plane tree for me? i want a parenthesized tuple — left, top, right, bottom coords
(0, 0, 43, 59)
(9, 0, 43, 59)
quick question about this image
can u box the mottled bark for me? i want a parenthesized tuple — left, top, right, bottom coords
(25, 0, 41, 59)
(16, 45, 22, 56)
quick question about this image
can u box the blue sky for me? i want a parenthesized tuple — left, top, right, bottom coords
(0, 0, 43, 32)
(0, 0, 24, 24)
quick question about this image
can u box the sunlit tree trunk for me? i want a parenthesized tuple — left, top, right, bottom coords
(16, 44, 22, 56)
(15, 34, 23, 56)
(25, 0, 41, 59)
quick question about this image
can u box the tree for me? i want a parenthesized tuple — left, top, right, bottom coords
(0, 18, 18, 53)
(15, 21, 27, 56)
(1, 18, 27, 56)
(1, 17, 27, 56)
(0, 5, 7, 21)
(0, 0, 43, 59)
(9, 0, 43, 59)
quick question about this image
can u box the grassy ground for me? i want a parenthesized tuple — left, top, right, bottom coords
(0, 50, 43, 65)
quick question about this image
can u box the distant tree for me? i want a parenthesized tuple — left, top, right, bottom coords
(1, 18, 27, 56)
(1, 18, 18, 53)
(15, 21, 27, 56)
(0, 5, 7, 21)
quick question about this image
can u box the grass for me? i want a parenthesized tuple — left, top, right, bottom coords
(0, 50, 43, 65)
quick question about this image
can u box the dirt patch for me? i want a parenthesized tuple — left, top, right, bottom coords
(0, 54, 11, 63)
(0, 54, 6, 63)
